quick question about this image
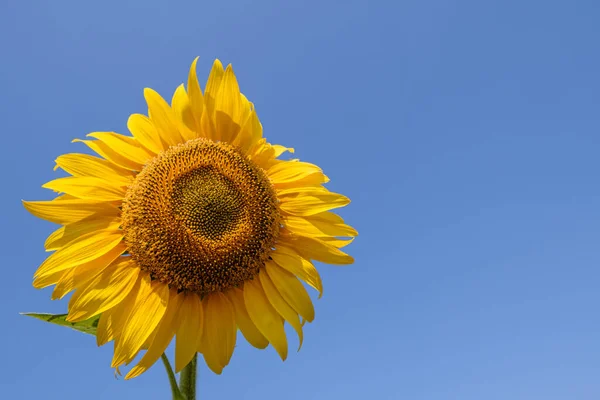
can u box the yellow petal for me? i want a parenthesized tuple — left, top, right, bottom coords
(33, 268, 74, 294)
(73, 138, 142, 171)
(125, 290, 183, 379)
(204, 60, 225, 112)
(53, 194, 77, 201)
(200, 292, 236, 374)
(23, 199, 119, 225)
(203, 60, 226, 141)
(212, 65, 244, 143)
(276, 173, 330, 189)
(144, 88, 184, 146)
(44, 216, 120, 251)
(54, 153, 134, 184)
(230, 95, 253, 149)
(112, 275, 169, 367)
(171, 84, 198, 141)
(259, 271, 303, 350)
(96, 275, 142, 346)
(217, 65, 242, 120)
(243, 278, 288, 361)
(279, 189, 350, 216)
(265, 261, 315, 323)
(186, 57, 205, 134)
(49, 241, 127, 298)
(318, 236, 355, 248)
(138, 323, 160, 352)
(226, 288, 268, 349)
(287, 235, 353, 265)
(67, 257, 141, 321)
(34, 230, 123, 280)
(275, 185, 339, 197)
(238, 108, 263, 155)
(237, 93, 254, 129)
(87, 132, 154, 165)
(127, 113, 165, 154)
(214, 111, 241, 144)
(31, 268, 67, 291)
(270, 244, 323, 298)
(268, 161, 323, 184)
(42, 176, 125, 201)
(200, 108, 217, 141)
(250, 139, 276, 166)
(283, 212, 357, 238)
(175, 293, 203, 373)
(272, 145, 295, 158)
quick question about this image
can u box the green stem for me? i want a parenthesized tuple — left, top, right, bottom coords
(161, 353, 185, 400)
(179, 354, 198, 400)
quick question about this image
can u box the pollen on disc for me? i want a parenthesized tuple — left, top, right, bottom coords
(121, 138, 280, 295)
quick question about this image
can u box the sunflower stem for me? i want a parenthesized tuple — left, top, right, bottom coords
(161, 353, 185, 400)
(179, 354, 198, 400)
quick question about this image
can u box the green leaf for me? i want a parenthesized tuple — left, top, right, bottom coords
(21, 313, 100, 336)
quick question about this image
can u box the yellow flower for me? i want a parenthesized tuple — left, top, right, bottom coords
(24, 58, 357, 378)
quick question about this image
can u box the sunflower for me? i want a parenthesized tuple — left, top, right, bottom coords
(24, 58, 356, 379)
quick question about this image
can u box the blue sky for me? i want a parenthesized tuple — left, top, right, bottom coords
(2, 0, 600, 398)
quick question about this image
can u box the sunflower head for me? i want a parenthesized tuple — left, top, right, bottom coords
(122, 138, 280, 295)
(24, 57, 357, 378)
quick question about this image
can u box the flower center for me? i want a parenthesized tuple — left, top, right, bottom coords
(122, 138, 280, 295)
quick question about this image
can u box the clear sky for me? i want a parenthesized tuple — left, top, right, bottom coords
(2, 0, 600, 399)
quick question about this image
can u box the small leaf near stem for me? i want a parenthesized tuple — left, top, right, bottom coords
(21, 313, 101, 335)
